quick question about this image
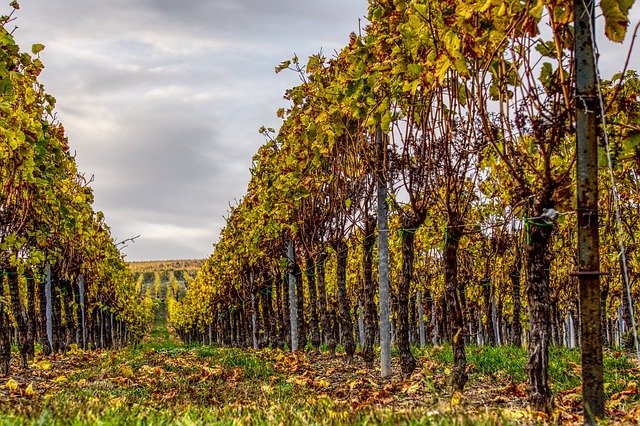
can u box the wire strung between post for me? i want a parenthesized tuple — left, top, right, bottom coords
(587, 5, 640, 363)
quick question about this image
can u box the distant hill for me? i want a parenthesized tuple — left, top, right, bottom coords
(128, 259, 205, 276)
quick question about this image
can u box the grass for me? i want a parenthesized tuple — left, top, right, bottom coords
(1, 341, 637, 425)
(1, 279, 637, 425)
(417, 344, 638, 400)
(0, 404, 520, 426)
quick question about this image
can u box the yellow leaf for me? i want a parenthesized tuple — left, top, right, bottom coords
(53, 376, 68, 384)
(4, 379, 19, 391)
(406, 382, 421, 394)
(24, 383, 35, 397)
(502, 409, 530, 419)
(453, 328, 462, 345)
(119, 365, 135, 379)
(35, 360, 52, 371)
(529, 0, 544, 20)
(365, 377, 378, 386)
(139, 365, 153, 374)
(316, 379, 330, 388)
(451, 391, 464, 406)
(286, 375, 311, 387)
(600, 0, 632, 42)
(68, 343, 83, 354)
(111, 396, 125, 408)
(479, 0, 492, 13)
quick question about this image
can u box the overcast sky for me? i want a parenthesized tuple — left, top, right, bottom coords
(11, 0, 369, 261)
(9, 2, 639, 262)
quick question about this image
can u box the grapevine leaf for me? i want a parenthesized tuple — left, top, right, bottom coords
(31, 43, 45, 55)
(600, 0, 634, 42)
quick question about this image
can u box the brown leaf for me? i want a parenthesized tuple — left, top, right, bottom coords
(558, 385, 581, 397)
(490, 395, 510, 404)
(611, 382, 638, 401)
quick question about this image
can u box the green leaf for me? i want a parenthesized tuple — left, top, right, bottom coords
(31, 43, 45, 55)
(535, 41, 555, 58)
(344, 198, 352, 210)
(380, 110, 392, 133)
(623, 131, 640, 153)
(539, 62, 554, 90)
(406, 63, 422, 79)
(275, 60, 291, 74)
(529, 0, 544, 21)
(600, 0, 633, 42)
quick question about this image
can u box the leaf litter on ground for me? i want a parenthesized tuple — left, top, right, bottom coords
(0, 343, 638, 425)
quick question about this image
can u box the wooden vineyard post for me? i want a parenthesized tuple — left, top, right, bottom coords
(574, 0, 605, 421)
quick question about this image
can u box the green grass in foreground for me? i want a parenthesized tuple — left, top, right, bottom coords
(0, 342, 637, 425)
(0, 407, 517, 426)
(416, 344, 638, 400)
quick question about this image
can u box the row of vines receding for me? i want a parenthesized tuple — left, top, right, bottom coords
(0, 4, 153, 376)
(168, 0, 639, 416)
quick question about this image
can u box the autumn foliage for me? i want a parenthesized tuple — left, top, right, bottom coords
(170, 0, 640, 420)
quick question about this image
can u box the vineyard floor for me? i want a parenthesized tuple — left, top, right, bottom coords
(1, 296, 638, 425)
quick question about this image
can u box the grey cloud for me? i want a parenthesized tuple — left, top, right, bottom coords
(12, 0, 636, 262)
(11, 0, 369, 260)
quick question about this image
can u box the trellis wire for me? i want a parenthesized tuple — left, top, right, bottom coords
(588, 3, 640, 363)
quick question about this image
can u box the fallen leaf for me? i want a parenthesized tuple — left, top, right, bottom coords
(567, 362, 582, 375)
(501, 409, 530, 419)
(34, 360, 52, 371)
(119, 365, 135, 379)
(4, 379, 19, 392)
(287, 375, 312, 387)
(490, 395, 510, 404)
(53, 376, 68, 384)
(558, 385, 581, 397)
(365, 377, 378, 387)
(624, 405, 640, 423)
(139, 365, 154, 375)
(111, 396, 126, 408)
(68, 343, 83, 355)
(24, 383, 35, 397)
(503, 381, 516, 393)
(405, 382, 421, 395)
(451, 391, 464, 406)
(611, 382, 638, 401)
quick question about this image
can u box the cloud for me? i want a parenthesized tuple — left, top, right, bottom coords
(13, 0, 635, 262)
(11, 0, 368, 260)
